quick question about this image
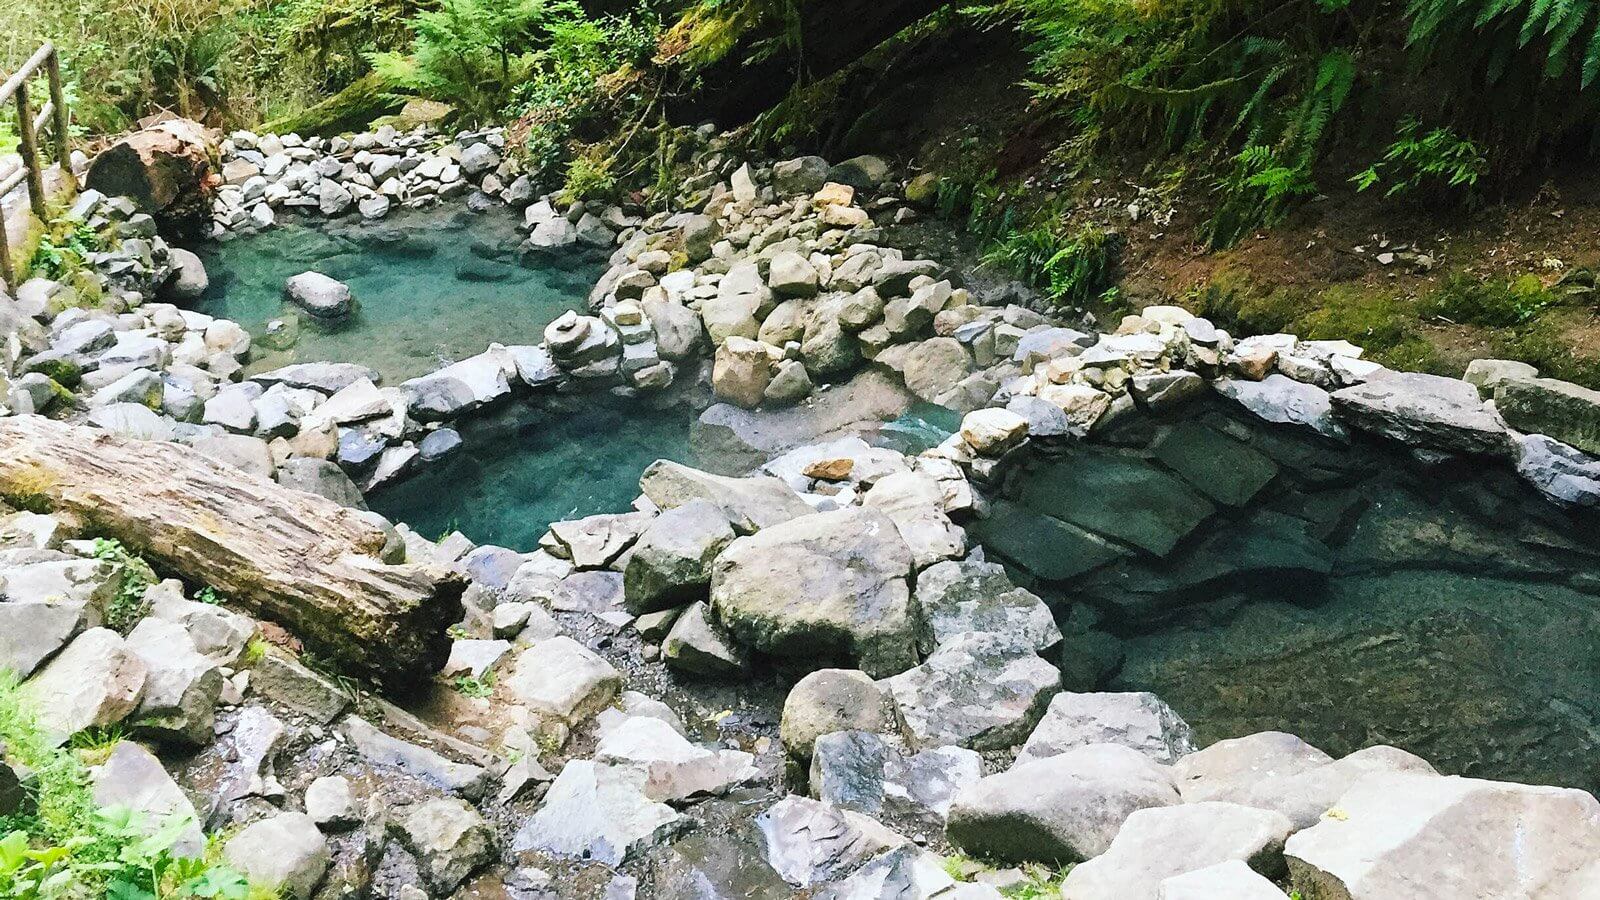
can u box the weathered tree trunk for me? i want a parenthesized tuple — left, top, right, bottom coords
(0, 416, 463, 691)
(85, 118, 218, 237)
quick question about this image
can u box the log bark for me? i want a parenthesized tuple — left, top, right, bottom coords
(0, 415, 463, 690)
(85, 119, 218, 237)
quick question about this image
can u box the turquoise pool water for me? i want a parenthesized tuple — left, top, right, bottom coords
(195, 207, 597, 384)
(367, 392, 702, 551)
(973, 398, 1600, 791)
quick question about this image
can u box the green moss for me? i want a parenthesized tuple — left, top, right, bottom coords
(1418, 272, 1555, 327)
(261, 72, 403, 137)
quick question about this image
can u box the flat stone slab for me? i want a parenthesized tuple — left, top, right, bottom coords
(1496, 376, 1600, 457)
(1151, 422, 1279, 507)
(1285, 773, 1600, 898)
(1331, 372, 1510, 456)
(1215, 375, 1348, 441)
(965, 499, 1127, 582)
(1020, 450, 1216, 557)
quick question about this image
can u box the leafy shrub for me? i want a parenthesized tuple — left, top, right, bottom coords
(90, 538, 158, 634)
(1200, 145, 1319, 249)
(982, 223, 1123, 309)
(0, 674, 263, 899)
(1353, 119, 1486, 199)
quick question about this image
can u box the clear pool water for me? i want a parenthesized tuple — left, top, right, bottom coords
(195, 206, 598, 384)
(974, 399, 1600, 791)
(367, 392, 702, 551)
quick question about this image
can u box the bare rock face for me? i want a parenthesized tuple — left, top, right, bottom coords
(87, 119, 218, 236)
(1285, 773, 1600, 899)
(710, 506, 916, 678)
(946, 743, 1181, 864)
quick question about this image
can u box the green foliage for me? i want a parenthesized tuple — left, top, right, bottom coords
(91, 538, 158, 634)
(1407, 0, 1600, 88)
(1200, 144, 1319, 249)
(370, 0, 584, 122)
(504, 4, 661, 183)
(983, 223, 1123, 309)
(27, 222, 100, 284)
(451, 671, 495, 698)
(1354, 119, 1486, 198)
(0, 674, 262, 899)
(1419, 273, 1555, 325)
(560, 147, 619, 205)
(194, 587, 223, 606)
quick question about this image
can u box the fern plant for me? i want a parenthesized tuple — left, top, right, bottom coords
(1353, 118, 1487, 197)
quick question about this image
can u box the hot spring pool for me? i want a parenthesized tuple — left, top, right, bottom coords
(971, 398, 1600, 791)
(195, 206, 597, 384)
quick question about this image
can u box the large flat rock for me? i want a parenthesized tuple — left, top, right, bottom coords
(1331, 372, 1510, 456)
(1019, 451, 1215, 557)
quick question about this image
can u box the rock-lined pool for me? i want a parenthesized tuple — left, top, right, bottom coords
(366, 392, 701, 550)
(196, 206, 597, 383)
(972, 397, 1600, 792)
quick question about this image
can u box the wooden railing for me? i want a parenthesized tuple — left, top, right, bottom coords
(0, 42, 72, 288)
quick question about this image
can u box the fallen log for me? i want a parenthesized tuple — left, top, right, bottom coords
(0, 415, 463, 690)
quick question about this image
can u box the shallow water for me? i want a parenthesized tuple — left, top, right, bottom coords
(195, 207, 598, 384)
(973, 399, 1600, 790)
(367, 392, 702, 550)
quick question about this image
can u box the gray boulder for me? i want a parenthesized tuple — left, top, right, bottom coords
(1017, 691, 1195, 766)
(0, 598, 91, 678)
(810, 730, 981, 827)
(946, 743, 1181, 864)
(885, 633, 1058, 750)
(1495, 375, 1600, 456)
(1233, 744, 1437, 831)
(1331, 371, 1511, 456)
(124, 617, 222, 746)
(1215, 375, 1348, 441)
(756, 794, 906, 888)
(25, 627, 147, 743)
(504, 636, 622, 725)
(304, 775, 358, 830)
(275, 458, 368, 509)
(1285, 773, 1600, 899)
(773, 156, 830, 195)
(389, 797, 496, 894)
(593, 714, 758, 801)
(1061, 802, 1293, 900)
(710, 507, 916, 678)
(1172, 731, 1333, 804)
(513, 759, 688, 866)
(781, 668, 892, 760)
(341, 716, 490, 800)
(283, 271, 353, 318)
(1157, 860, 1290, 900)
(830, 156, 892, 190)
(913, 558, 1061, 655)
(223, 812, 330, 899)
(91, 741, 205, 857)
(1515, 433, 1600, 508)
(662, 600, 748, 677)
(639, 459, 812, 534)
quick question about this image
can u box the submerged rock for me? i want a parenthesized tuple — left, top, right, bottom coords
(283, 271, 354, 318)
